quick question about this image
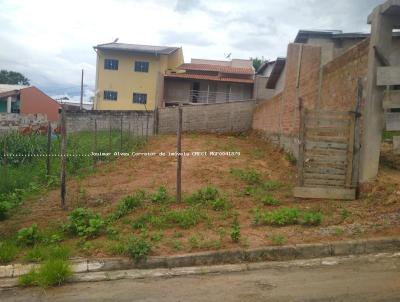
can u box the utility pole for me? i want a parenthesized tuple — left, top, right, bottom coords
(80, 69, 84, 110)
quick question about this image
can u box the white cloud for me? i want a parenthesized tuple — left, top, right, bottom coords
(0, 0, 382, 95)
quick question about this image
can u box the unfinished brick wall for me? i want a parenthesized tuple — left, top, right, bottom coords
(252, 38, 369, 156)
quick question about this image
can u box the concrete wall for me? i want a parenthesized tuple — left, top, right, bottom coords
(65, 110, 154, 135)
(252, 38, 370, 156)
(158, 100, 256, 134)
(0, 113, 48, 134)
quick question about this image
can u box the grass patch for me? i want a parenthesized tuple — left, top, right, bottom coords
(302, 210, 323, 226)
(19, 259, 72, 288)
(253, 207, 299, 226)
(150, 186, 172, 204)
(270, 234, 287, 245)
(0, 241, 18, 264)
(261, 195, 280, 206)
(111, 191, 145, 220)
(17, 224, 40, 246)
(230, 168, 262, 185)
(230, 215, 240, 243)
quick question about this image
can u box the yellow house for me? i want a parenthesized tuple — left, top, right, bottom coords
(93, 42, 184, 111)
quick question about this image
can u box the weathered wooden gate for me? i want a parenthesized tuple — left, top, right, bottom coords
(293, 108, 359, 200)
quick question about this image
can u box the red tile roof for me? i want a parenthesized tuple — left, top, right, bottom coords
(178, 63, 254, 75)
(164, 73, 254, 84)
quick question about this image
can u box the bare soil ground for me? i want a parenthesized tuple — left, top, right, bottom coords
(1, 133, 400, 258)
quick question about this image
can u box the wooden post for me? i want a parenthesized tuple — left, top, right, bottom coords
(109, 115, 112, 152)
(346, 112, 356, 188)
(146, 112, 149, 140)
(120, 115, 123, 151)
(3, 138, 7, 180)
(176, 105, 183, 203)
(297, 98, 306, 186)
(352, 78, 363, 193)
(93, 119, 97, 168)
(60, 107, 67, 209)
(46, 121, 52, 176)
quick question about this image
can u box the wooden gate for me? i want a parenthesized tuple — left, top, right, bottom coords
(293, 108, 358, 200)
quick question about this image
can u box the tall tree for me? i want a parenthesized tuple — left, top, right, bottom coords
(0, 70, 30, 85)
(250, 57, 265, 72)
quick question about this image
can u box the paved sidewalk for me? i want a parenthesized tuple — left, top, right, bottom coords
(1, 253, 399, 301)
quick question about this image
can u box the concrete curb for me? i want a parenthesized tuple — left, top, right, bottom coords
(2, 252, 399, 289)
(0, 237, 399, 288)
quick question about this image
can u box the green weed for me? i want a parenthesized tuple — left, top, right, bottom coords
(261, 195, 280, 206)
(126, 236, 152, 262)
(0, 241, 18, 264)
(270, 234, 287, 245)
(302, 211, 323, 226)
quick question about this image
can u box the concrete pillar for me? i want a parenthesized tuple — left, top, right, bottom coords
(359, 0, 400, 182)
(6, 96, 12, 113)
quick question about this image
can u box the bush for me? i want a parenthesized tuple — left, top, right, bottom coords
(302, 211, 322, 226)
(0, 241, 18, 264)
(65, 208, 104, 238)
(254, 208, 299, 226)
(126, 237, 152, 262)
(112, 191, 145, 220)
(261, 195, 280, 206)
(230, 215, 240, 243)
(150, 186, 171, 203)
(17, 224, 40, 246)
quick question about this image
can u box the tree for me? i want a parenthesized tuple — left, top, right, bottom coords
(0, 70, 30, 85)
(250, 57, 265, 72)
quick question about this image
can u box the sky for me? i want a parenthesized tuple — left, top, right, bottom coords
(0, 0, 383, 101)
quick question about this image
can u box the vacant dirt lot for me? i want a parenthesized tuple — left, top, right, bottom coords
(1, 133, 400, 258)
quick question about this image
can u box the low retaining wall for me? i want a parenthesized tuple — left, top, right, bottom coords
(65, 110, 154, 135)
(158, 100, 256, 134)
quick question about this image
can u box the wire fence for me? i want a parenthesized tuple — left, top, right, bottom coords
(0, 110, 150, 213)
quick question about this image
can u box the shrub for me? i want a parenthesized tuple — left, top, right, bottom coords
(302, 211, 322, 226)
(261, 195, 280, 206)
(132, 214, 151, 230)
(126, 237, 152, 262)
(65, 208, 104, 238)
(150, 186, 171, 203)
(0, 241, 18, 264)
(270, 234, 287, 245)
(113, 191, 145, 220)
(230, 215, 241, 243)
(19, 270, 38, 287)
(17, 224, 40, 246)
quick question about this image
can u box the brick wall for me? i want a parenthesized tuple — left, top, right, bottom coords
(158, 100, 256, 134)
(252, 38, 370, 156)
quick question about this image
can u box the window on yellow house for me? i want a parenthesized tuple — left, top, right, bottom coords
(134, 61, 149, 72)
(133, 93, 147, 104)
(104, 59, 119, 70)
(104, 90, 118, 101)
